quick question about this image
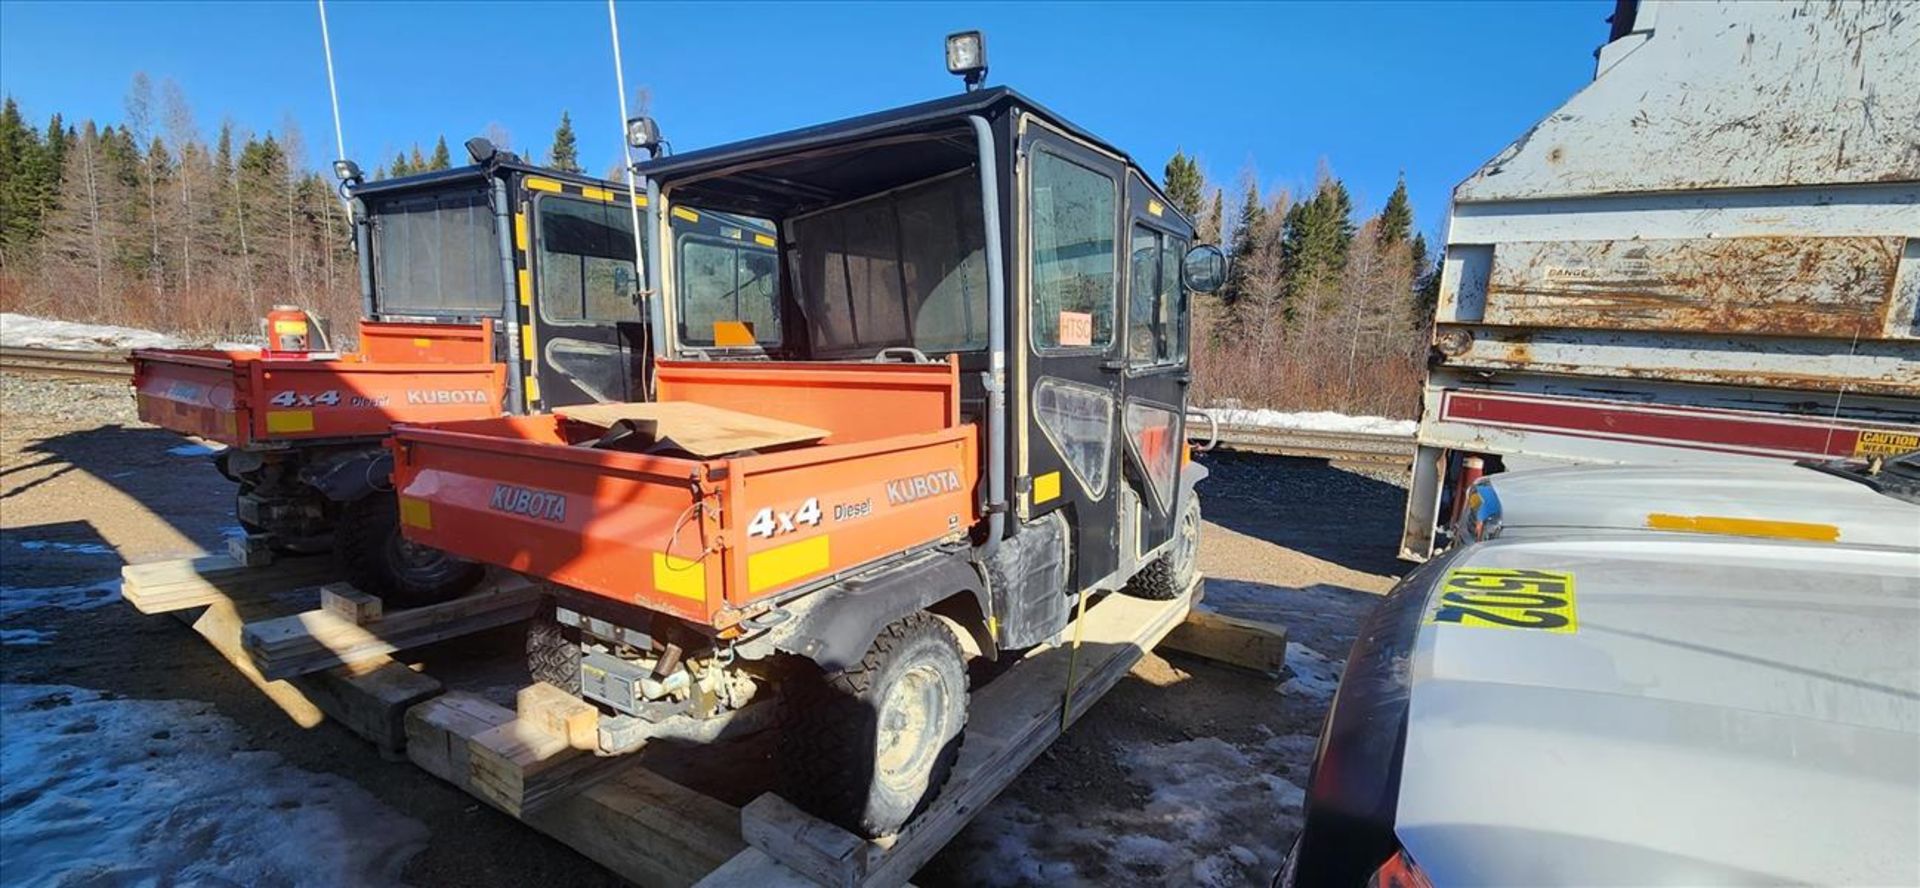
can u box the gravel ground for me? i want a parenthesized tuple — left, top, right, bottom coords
(1, 373, 1408, 887)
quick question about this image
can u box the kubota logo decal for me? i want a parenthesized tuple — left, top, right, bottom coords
(489, 484, 567, 522)
(407, 389, 491, 405)
(885, 470, 963, 506)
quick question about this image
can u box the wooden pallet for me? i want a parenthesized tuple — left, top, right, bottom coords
(126, 555, 1288, 887)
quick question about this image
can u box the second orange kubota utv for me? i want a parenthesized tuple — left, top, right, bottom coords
(389, 75, 1228, 837)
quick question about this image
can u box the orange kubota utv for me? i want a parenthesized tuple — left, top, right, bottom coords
(389, 83, 1226, 837)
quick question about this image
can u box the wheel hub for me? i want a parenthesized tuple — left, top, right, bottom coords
(875, 664, 949, 792)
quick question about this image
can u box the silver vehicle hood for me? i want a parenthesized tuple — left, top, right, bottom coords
(1396, 535, 1920, 886)
(1485, 463, 1920, 551)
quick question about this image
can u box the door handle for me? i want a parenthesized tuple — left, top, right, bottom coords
(1174, 374, 1193, 385)
(1100, 359, 1127, 373)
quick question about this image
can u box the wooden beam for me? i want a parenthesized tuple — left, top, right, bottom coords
(321, 583, 384, 624)
(1159, 609, 1290, 675)
(407, 694, 747, 887)
(121, 553, 339, 614)
(242, 575, 539, 680)
(711, 586, 1195, 888)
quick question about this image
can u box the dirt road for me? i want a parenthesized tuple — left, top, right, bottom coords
(0, 373, 1405, 887)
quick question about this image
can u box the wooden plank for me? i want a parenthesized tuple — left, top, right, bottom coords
(321, 583, 383, 624)
(242, 575, 539, 680)
(467, 718, 612, 816)
(121, 553, 338, 614)
(713, 585, 1195, 888)
(1160, 609, 1290, 675)
(406, 694, 747, 887)
(184, 597, 327, 728)
(226, 533, 274, 567)
(555, 401, 828, 457)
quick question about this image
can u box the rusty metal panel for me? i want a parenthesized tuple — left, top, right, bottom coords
(1482, 237, 1905, 338)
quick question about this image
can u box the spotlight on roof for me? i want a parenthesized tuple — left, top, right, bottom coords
(945, 30, 987, 92)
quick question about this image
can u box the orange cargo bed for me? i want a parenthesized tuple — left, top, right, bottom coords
(389, 359, 980, 628)
(131, 322, 507, 447)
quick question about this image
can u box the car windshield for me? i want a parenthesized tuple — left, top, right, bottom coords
(1806, 448, 1920, 505)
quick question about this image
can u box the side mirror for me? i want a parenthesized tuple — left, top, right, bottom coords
(1182, 244, 1227, 293)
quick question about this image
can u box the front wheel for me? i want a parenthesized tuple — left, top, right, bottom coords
(1122, 491, 1202, 600)
(336, 493, 482, 608)
(776, 611, 969, 838)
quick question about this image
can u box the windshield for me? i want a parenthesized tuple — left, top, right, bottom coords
(677, 229, 780, 347)
(538, 194, 641, 324)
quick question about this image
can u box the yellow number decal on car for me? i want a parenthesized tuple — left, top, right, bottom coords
(1429, 568, 1577, 634)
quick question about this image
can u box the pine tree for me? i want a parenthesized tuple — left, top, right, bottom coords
(548, 111, 581, 173)
(390, 151, 411, 178)
(1279, 175, 1355, 310)
(1201, 189, 1224, 246)
(428, 135, 452, 171)
(409, 144, 426, 173)
(1162, 151, 1204, 220)
(0, 98, 38, 257)
(1223, 180, 1266, 306)
(1377, 175, 1411, 246)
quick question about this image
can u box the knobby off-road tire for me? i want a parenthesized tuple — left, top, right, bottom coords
(777, 611, 969, 838)
(1122, 491, 1202, 601)
(336, 493, 483, 608)
(526, 606, 583, 696)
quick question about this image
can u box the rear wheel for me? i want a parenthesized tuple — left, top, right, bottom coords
(336, 493, 482, 608)
(526, 606, 582, 696)
(777, 611, 968, 838)
(1122, 491, 1201, 600)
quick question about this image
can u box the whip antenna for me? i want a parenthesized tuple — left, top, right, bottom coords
(317, 0, 348, 167)
(607, 0, 647, 297)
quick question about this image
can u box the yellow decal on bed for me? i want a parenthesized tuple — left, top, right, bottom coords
(1854, 429, 1920, 458)
(1429, 568, 1576, 634)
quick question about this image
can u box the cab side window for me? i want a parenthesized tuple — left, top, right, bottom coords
(677, 236, 782, 347)
(537, 195, 639, 324)
(1128, 225, 1187, 367)
(1030, 151, 1117, 351)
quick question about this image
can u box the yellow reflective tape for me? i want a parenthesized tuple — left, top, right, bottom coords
(748, 535, 830, 593)
(753, 233, 776, 247)
(671, 206, 699, 223)
(632, 194, 648, 206)
(273, 320, 308, 335)
(517, 269, 532, 306)
(1033, 471, 1061, 504)
(1430, 568, 1577, 634)
(412, 337, 433, 348)
(1147, 199, 1164, 217)
(513, 213, 528, 252)
(524, 177, 562, 193)
(399, 496, 433, 530)
(1645, 513, 1840, 543)
(265, 410, 315, 433)
(580, 186, 614, 202)
(521, 325, 534, 356)
(524, 375, 540, 403)
(222, 412, 238, 436)
(652, 552, 707, 601)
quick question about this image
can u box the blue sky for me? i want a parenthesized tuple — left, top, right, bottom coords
(0, 0, 1609, 239)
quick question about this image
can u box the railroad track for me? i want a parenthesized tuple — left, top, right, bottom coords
(0, 346, 132, 380)
(1202, 423, 1416, 466)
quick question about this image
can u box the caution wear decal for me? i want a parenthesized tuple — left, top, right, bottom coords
(1428, 568, 1577, 634)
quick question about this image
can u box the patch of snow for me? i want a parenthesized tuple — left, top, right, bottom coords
(1203, 406, 1416, 438)
(16, 540, 116, 556)
(167, 443, 224, 457)
(1280, 643, 1343, 700)
(0, 628, 53, 646)
(961, 736, 1306, 887)
(0, 580, 121, 619)
(0, 313, 184, 351)
(0, 684, 427, 886)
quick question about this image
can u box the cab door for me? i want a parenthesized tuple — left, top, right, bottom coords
(1018, 118, 1128, 590)
(1121, 174, 1192, 564)
(525, 182, 647, 407)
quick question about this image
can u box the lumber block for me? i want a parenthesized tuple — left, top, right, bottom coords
(242, 574, 539, 680)
(406, 693, 746, 887)
(185, 597, 327, 728)
(407, 693, 515, 786)
(711, 585, 1195, 888)
(468, 718, 610, 816)
(121, 553, 338, 614)
(226, 534, 275, 567)
(1160, 608, 1290, 675)
(300, 659, 442, 757)
(518, 681, 600, 751)
(320, 583, 384, 624)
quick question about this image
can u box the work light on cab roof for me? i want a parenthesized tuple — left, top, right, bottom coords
(946, 30, 987, 90)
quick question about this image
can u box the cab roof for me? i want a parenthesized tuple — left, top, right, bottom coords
(636, 87, 1171, 218)
(349, 156, 627, 201)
